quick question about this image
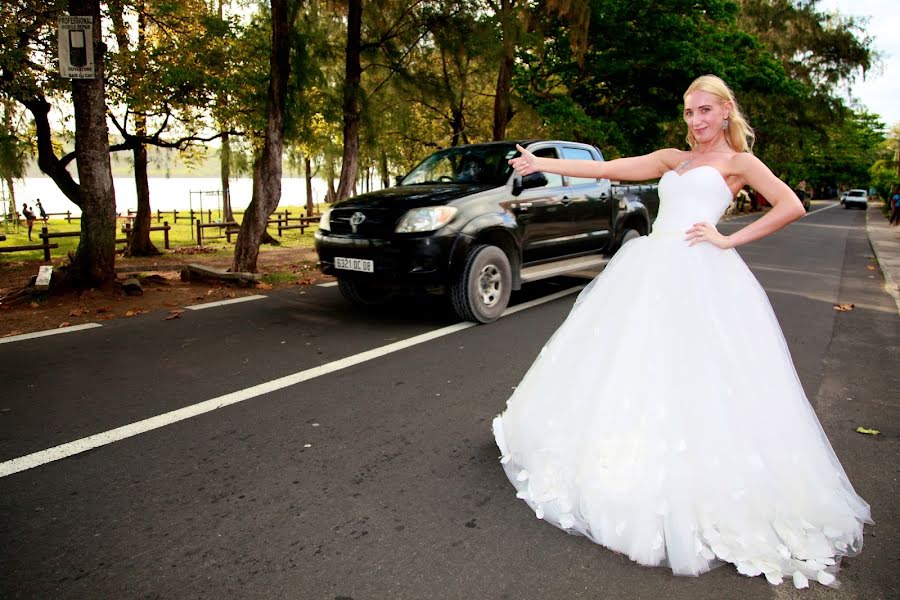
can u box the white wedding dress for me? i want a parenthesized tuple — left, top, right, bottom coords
(492, 166, 871, 588)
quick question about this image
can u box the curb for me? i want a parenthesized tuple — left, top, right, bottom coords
(865, 203, 900, 316)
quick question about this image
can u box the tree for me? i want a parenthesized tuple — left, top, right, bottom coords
(66, 0, 118, 286)
(232, 0, 298, 272)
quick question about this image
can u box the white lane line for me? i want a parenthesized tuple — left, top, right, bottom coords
(806, 202, 840, 217)
(0, 285, 584, 478)
(318, 281, 338, 287)
(0, 323, 103, 345)
(186, 295, 267, 310)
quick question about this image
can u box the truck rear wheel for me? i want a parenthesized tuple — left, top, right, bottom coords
(450, 244, 511, 324)
(338, 278, 392, 307)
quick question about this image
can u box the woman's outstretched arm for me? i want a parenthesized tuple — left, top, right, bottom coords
(509, 144, 682, 182)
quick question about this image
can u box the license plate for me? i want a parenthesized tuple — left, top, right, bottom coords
(335, 257, 374, 273)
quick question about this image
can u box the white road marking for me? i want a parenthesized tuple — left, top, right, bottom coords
(0, 285, 584, 478)
(0, 323, 102, 345)
(186, 295, 267, 310)
(805, 201, 841, 217)
(318, 281, 338, 287)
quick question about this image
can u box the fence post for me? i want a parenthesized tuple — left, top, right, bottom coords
(123, 222, 132, 243)
(163, 221, 170, 249)
(196, 219, 202, 246)
(157, 209, 161, 223)
(41, 227, 51, 261)
(66, 211, 71, 223)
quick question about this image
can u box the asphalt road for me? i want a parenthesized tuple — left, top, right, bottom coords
(1, 201, 897, 600)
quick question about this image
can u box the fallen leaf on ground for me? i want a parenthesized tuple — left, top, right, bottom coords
(164, 309, 184, 321)
(866, 265, 876, 271)
(96, 306, 111, 313)
(257, 282, 273, 290)
(58, 322, 70, 328)
(855, 426, 880, 436)
(30, 302, 40, 308)
(69, 308, 85, 317)
(833, 303, 855, 312)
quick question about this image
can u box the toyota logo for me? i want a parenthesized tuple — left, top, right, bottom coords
(349, 211, 366, 233)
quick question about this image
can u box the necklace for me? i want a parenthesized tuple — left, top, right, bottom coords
(676, 153, 694, 173)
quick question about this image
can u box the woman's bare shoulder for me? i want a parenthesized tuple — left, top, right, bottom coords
(655, 148, 690, 170)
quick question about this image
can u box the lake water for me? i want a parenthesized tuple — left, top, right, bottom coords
(9, 176, 341, 217)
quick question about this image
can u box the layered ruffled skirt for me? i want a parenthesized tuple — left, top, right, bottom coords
(493, 232, 871, 588)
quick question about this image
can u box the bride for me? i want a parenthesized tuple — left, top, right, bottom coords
(492, 75, 871, 588)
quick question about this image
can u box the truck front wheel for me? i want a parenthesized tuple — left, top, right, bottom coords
(450, 245, 512, 324)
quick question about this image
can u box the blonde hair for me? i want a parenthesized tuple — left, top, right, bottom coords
(683, 75, 755, 153)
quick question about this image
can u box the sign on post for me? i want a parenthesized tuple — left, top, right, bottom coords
(58, 16, 95, 79)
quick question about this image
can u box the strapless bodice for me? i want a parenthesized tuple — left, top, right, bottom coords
(651, 166, 733, 235)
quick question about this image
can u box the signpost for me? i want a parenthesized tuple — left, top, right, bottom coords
(58, 16, 95, 79)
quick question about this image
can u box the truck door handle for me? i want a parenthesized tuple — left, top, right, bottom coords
(515, 202, 533, 210)
(553, 195, 572, 204)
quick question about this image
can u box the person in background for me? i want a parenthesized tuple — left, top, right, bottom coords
(21, 203, 36, 241)
(890, 189, 900, 226)
(36, 198, 48, 222)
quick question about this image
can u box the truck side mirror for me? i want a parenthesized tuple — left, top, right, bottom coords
(512, 172, 548, 196)
(522, 172, 548, 190)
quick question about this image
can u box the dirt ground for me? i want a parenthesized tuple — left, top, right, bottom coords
(0, 246, 333, 338)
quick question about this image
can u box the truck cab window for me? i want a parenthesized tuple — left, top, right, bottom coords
(532, 148, 564, 187)
(560, 147, 599, 186)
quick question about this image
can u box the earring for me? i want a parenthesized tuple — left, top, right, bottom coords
(723, 118, 729, 130)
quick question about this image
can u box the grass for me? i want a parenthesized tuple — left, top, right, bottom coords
(1, 204, 323, 265)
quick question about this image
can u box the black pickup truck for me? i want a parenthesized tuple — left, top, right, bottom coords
(315, 140, 659, 323)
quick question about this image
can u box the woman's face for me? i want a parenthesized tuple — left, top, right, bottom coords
(683, 90, 732, 146)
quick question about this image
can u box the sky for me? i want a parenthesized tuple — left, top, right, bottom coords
(822, 0, 900, 128)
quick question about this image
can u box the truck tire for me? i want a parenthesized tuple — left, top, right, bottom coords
(338, 278, 391, 307)
(450, 244, 511, 324)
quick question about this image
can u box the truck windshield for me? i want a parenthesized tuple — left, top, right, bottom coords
(401, 144, 518, 186)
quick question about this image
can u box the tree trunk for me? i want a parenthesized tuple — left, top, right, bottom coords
(23, 98, 80, 204)
(325, 156, 337, 204)
(304, 154, 314, 215)
(336, 0, 362, 201)
(380, 150, 388, 189)
(125, 114, 159, 256)
(232, 0, 292, 272)
(492, 0, 517, 141)
(220, 132, 234, 222)
(68, 0, 117, 287)
(216, 0, 234, 223)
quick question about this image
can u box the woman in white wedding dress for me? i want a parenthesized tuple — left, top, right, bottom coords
(492, 75, 871, 589)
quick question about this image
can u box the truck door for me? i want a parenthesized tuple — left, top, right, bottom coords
(559, 145, 613, 254)
(508, 146, 577, 264)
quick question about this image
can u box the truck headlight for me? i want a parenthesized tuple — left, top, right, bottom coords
(395, 206, 458, 233)
(319, 209, 332, 231)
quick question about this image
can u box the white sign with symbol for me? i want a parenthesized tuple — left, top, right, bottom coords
(58, 16, 95, 79)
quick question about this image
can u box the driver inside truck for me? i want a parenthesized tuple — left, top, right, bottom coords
(457, 155, 485, 183)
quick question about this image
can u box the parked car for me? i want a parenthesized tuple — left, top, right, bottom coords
(315, 140, 660, 323)
(841, 189, 868, 210)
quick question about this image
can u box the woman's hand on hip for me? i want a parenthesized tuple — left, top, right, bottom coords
(685, 222, 734, 249)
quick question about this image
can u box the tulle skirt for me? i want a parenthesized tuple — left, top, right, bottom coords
(492, 231, 871, 588)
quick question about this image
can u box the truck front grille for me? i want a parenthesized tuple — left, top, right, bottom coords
(329, 208, 398, 237)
